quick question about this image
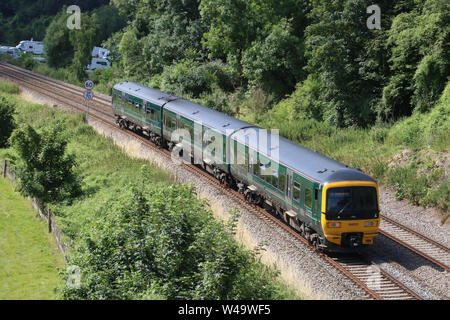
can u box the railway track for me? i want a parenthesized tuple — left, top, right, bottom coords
(2, 62, 447, 300)
(379, 215, 450, 272)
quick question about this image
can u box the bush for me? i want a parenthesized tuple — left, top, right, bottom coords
(9, 122, 82, 204)
(16, 53, 37, 71)
(62, 181, 287, 300)
(158, 59, 234, 98)
(387, 81, 450, 150)
(412, 51, 449, 113)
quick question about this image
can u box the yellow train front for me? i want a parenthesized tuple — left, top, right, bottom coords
(320, 180, 380, 250)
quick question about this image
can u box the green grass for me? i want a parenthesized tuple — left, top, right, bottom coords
(0, 177, 64, 299)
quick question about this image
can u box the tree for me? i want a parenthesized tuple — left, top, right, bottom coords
(69, 12, 100, 80)
(304, 0, 396, 127)
(241, 18, 305, 98)
(43, 10, 74, 68)
(10, 123, 81, 231)
(380, 1, 450, 118)
(0, 96, 16, 148)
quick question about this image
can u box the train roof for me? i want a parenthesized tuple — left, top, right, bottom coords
(165, 98, 254, 134)
(114, 82, 176, 106)
(113, 81, 376, 185)
(230, 128, 375, 184)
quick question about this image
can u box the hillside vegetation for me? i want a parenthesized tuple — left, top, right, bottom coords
(2, 1, 449, 215)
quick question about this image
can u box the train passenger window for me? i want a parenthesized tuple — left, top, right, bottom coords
(314, 188, 319, 212)
(305, 188, 312, 208)
(271, 171, 279, 189)
(264, 173, 271, 184)
(293, 181, 301, 201)
(253, 159, 260, 175)
(165, 114, 176, 129)
(244, 151, 249, 170)
(278, 173, 286, 193)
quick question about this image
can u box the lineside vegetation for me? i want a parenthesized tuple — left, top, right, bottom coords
(0, 81, 300, 300)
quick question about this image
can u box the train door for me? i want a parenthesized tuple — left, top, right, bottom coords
(312, 185, 320, 222)
(292, 173, 302, 214)
(286, 169, 293, 209)
(301, 178, 317, 225)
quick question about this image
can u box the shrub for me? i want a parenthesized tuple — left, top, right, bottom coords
(158, 59, 234, 98)
(62, 181, 286, 300)
(0, 96, 16, 148)
(9, 123, 81, 205)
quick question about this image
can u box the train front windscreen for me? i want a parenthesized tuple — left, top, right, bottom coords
(325, 186, 379, 220)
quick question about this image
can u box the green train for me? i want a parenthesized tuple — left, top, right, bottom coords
(112, 81, 381, 251)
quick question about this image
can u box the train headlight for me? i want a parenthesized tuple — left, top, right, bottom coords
(327, 222, 341, 228)
(365, 221, 375, 227)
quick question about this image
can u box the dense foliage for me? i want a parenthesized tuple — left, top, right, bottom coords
(62, 181, 286, 300)
(0, 0, 109, 46)
(2, 0, 445, 212)
(0, 96, 16, 148)
(95, 0, 448, 128)
(4, 0, 445, 129)
(9, 122, 81, 204)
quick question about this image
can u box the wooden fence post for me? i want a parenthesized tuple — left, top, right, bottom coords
(47, 207, 52, 233)
(3, 160, 6, 178)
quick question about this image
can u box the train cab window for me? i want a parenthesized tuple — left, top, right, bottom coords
(293, 181, 301, 201)
(305, 188, 312, 209)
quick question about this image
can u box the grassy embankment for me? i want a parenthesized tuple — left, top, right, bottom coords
(0, 79, 300, 299)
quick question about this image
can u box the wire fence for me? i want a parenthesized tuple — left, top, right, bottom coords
(2, 160, 69, 258)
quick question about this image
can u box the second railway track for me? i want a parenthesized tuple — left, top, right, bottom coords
(2, 62, 448, 300)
